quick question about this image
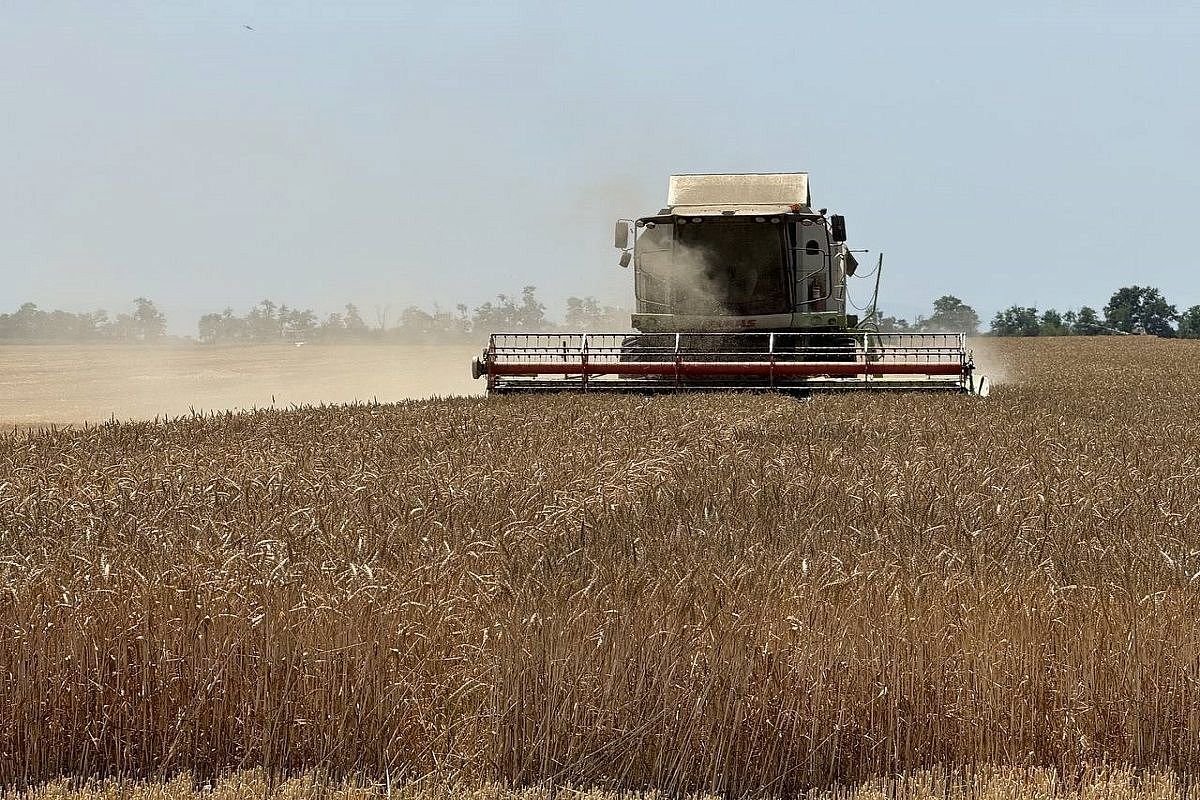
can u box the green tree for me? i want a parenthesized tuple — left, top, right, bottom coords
(873, 312, 910, 332)
(517, 286, 546, 329)
(343, 303, 369, 335)
(7, 302, 44, 339)
(398, 304, 473, 341)
(1179, 305, 1200, 339)
(565, 296, 628, 331)
(246, 300, 282, 342)
(1074, 306, 1104, 334)
(399, 306, 436, 337)
(130, 298, 166, 341)
(1104, 286, 1177, 337)
(198, 311, 223, 344)
(1039, 309, 1068, 336)
(474, 287, 547, 332)
(924, 295, 980, 335)
(0, 301, 165, 342)
(282, 308, 317, 340)
(990, 306, 1040, 336)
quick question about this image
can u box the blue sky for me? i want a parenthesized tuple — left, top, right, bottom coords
(3, 1, 1198, 332)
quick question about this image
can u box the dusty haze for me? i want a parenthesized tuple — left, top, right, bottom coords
(0, 344, 482, 428)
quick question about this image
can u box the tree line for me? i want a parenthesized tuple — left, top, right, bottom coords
(0, 298, 166, 342)
(3, 284, 1197, 343)
(877, 285, 1200, 338)
(197, 287, 628, 344)
(0, 288, 627, 344)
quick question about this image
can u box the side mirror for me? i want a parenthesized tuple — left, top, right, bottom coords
(614, 220, 631, 250)
(844, 250, 859, 277)
(619, 250, 632, 268)
(829, 214, 847, 243)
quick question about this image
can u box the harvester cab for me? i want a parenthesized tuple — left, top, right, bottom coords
(472, 172, 986, 396)
(621, 173, 856, 335)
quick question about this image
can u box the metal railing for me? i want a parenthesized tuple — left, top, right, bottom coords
(478, 331, 973, 394)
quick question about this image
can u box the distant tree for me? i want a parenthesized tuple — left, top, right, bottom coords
(923, 295, 980, 335)
(873, 312, 910, 332)
(79, 310, 110, 339)
(517, 286, 545, 329)
(0, 302, 137, 341)
(343, 303, 369, 335)
(321, 311, 343, 332)
(282, 307, 317, 340)
(397, 303, 473, 341)
(108, 312, 140, 342)
(315, 303, 372, 341)
(472, 296, 516, 331)
(246, 300, 283, 342)
(473, 287, 547, 332)
(199, 310, 238, 344)
(1179, 305, 1200, 339)
(398, 306, 437, 337)
(1104, 286, 1177, 337)
(199, 301, 319, 343)
(453, 303, 472, 337)
(1039, 309, 1069, 336)
(564, 296, 628, 331)
(1074, 306, 1105, 335)
(131, 297, 167, 341)
(565, 296, 598, 329)
(990, 306, 1040, 336)
(45, 310, 79, 339)
(5, 303, 44, 339)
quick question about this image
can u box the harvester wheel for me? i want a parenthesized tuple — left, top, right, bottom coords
(471, 354, 486, 380)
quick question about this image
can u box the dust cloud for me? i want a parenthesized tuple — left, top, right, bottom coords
(0, 344, 483, 428)
(967, 337, 1015, 385)
(668, 241, 736, 316)
(638, 225, 733, 316)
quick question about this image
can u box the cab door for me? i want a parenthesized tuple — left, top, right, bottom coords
(794, 218, 830, 313)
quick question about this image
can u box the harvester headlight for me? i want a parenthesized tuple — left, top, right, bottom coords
(692, 217, 702, 223)
(770, 217, 780, 223)
(755, 216, 765, 223)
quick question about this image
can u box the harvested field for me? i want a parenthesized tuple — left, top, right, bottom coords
(0, 344, 481, 428)
(2, 337, 1200, 796)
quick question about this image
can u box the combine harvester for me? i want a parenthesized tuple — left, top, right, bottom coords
(472, 173, 987, 396)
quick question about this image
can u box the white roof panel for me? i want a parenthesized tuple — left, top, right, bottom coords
(667, 173, 810, 208)
(667, 204, 807, 217)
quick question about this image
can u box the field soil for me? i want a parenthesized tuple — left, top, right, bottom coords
(3, 336, 1200, 797)
(0, 343, 481, 427)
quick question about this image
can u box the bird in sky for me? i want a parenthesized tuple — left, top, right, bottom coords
(243, 25, 254, 31)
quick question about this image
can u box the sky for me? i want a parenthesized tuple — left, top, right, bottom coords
(2, 1, 1199, 334)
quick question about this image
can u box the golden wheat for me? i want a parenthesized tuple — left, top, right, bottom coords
(6, 766, 1200, 800)
(2, 337, 1200, 796)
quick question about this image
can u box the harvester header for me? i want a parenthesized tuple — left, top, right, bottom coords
(472, 172, 986, 396)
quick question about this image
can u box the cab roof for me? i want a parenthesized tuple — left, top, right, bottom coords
(667, 173, 811, 214)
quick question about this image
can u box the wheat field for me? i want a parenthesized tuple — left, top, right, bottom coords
(2, 337, 1200, 797)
